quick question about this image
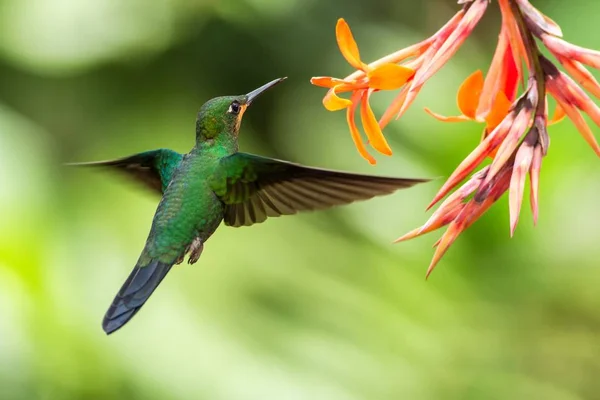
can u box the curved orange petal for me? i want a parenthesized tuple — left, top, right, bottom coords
(360, 91, 392, 156)
(457, 70, 484, 119)
(548, 103, 566, 125)
(423, 108, 471, 122)
(367, 64, 414, 90)
(310, 76, 347, 88)
(323, 86, 352, 111)
(484, 90, 512, 131)
(336, 19, 366, 71)
(347, 91, 376, 164)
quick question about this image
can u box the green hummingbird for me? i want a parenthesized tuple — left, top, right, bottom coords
(71, 78, 429, 335)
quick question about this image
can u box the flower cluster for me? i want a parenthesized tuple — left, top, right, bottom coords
(311, 0, 600, 276)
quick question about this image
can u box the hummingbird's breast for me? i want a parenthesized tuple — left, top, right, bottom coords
(146, 151, 225, 258)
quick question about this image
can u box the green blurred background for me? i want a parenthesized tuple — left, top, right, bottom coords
(1, 0, 599, 399)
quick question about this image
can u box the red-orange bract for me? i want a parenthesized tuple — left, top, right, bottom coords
(311, 0, 600, 276)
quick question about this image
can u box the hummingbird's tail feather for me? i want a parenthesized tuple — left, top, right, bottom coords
(102, 259, 174, 335)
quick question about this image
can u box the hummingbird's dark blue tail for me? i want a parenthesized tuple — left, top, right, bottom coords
(102, 259, 174, 335)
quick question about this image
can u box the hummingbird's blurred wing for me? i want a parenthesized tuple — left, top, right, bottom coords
(67, 149, 183, 195)
(212, 152, 430, 227)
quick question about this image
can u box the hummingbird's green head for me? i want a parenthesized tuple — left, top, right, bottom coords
(196, 78, 286, 141)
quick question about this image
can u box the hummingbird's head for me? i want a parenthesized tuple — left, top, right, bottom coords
(196, 77, 286, 141)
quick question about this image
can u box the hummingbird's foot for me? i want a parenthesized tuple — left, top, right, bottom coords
(188, 237, 204, 265)
(175, 254, 185, 265)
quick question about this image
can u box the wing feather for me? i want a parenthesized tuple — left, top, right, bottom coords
(212, 153, 430, 227)
(67, 149, 183, 195)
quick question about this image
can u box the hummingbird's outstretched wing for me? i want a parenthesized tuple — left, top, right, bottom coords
(66, 149, 183, 195)
(212, 152, 430, 227)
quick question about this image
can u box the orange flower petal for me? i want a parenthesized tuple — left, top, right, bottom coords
(360, 91, 392, 156)
(347, 91, 376, 164)
(310, 76, 347, 88)
(323, 85, 353, 111)
(367, 63, 414, 90)
(377, 58, 425, 125)
(484, 90, 512, 131)
(549, 103, 565, 125)
(343, 40, 430, 83)
(457, 70, 484, 119)
(423, 108, 472, 122)
(336, 19, 366, 71)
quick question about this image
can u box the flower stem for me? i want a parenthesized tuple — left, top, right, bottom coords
(509, 0, 546, 119)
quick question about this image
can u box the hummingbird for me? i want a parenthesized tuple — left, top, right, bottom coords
(70, 78, 429, 335)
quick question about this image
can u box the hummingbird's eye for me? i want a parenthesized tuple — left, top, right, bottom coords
(228, 101, 241, 115)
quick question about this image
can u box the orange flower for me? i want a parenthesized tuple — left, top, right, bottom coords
(394, 0, 599, 276)
(424, 25, 564, 159)
(313, 0, 600, 277)
(423, 23, 518, 137)
(311, 19, 415, 164)
(424, 69, 513, 158)
(312, 1, 489, 163)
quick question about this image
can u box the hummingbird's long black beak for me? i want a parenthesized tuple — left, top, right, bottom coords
(246, 77, 287, 105)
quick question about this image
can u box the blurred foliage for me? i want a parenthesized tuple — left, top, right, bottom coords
(0, 0, 599, 399)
